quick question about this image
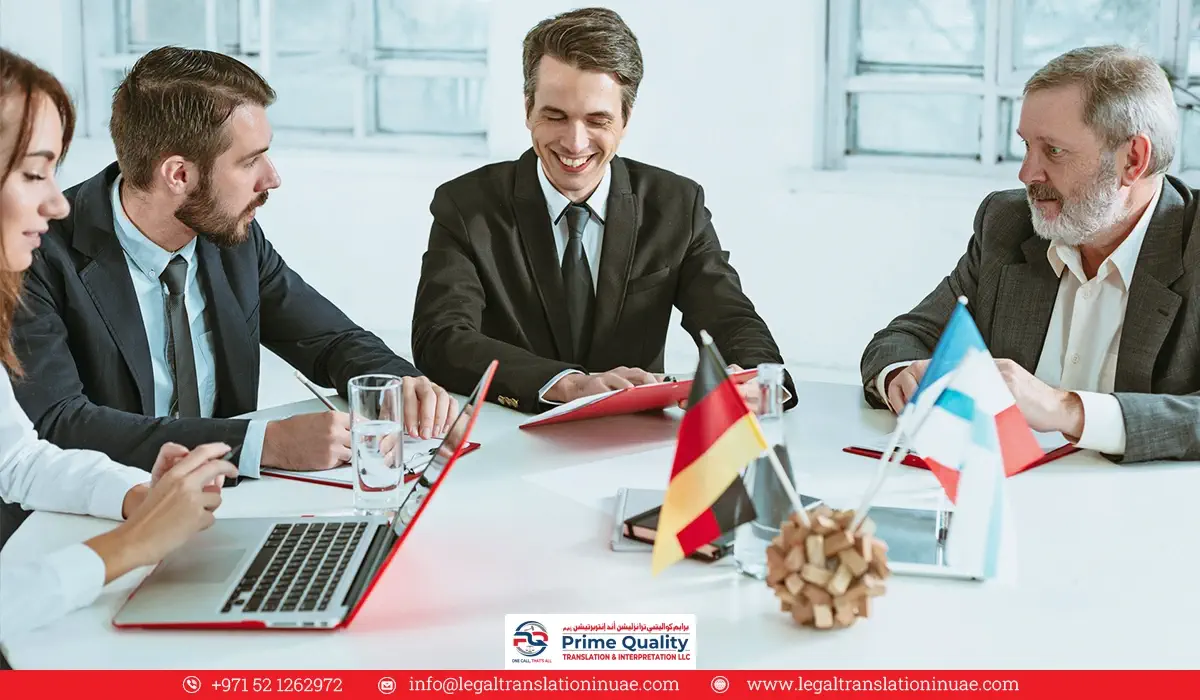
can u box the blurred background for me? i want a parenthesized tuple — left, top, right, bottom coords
(3, 0, 1200, 407)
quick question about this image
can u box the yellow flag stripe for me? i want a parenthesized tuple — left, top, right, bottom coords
(651, 413, 768, 574)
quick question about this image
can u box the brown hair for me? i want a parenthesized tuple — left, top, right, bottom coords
(522, 7, 643, 123)
(110, 46, 275, 191)
(0, 48, 76, 376)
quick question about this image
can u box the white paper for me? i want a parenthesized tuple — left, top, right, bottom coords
(261, 435, 448, 486)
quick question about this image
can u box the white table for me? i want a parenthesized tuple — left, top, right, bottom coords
(3, 381, 1199, 669)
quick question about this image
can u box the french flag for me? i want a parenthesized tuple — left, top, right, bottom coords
(900, 298, 1044, 503)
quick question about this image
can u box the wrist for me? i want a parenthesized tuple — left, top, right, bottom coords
(261, 420, 280, 466)
(121, 484, 149, 520)
(84, 526, 147, 585)
(1057, 390, 1085, 439)
(544, 376, 574, 403)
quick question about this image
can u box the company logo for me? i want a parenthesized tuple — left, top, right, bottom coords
(512, 620, 550, 657)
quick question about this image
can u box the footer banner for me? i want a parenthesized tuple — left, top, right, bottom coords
(0, 670, 1197, 698)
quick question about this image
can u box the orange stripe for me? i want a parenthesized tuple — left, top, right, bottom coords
(651, 413, 767, 574)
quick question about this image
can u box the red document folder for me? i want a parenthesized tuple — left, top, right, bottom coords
(519, 369, 758, 429)
(842, 442, 1080, 475)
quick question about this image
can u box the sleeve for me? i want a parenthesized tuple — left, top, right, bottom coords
(10, 258, 250, 470)
(1071, 391, 1126, 455)
(859, 193, 996, 409)
(253, 223, 422, 399)
(410, 185, 584, 412)
(0, 372, 148, 520)
(672, 184, 797, 408)
(233, 419, 270, 479)
(0, 544, 107, 645)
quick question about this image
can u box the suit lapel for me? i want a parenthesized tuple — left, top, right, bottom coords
(1115, 181, 1186, 393)
(991, 235, 1059, 371)
(589, 157, 637, 366)
(196, 240, 258, 416)
(72, 166, 155, 415)
(514, 150, 573, 361)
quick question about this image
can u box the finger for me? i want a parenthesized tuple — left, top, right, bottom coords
(199, 490, 223, 512)
(440, 396, 460, 435)
(184, 459, 238, 489)
(630, 369, 657, 385)
(333, 445, 352, 467)
(168, 443, 232, 479)
(898, 374, 920, 406)
(601, 375, 635, 391)
(158, 442, 189, 461)
(402, 379, 421, 439)
(416, 382, 438, 439)
(432, 389, 452, 436)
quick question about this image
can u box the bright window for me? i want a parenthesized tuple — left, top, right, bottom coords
(824, 0, 1200, 172)
(79, 0, 489, 154)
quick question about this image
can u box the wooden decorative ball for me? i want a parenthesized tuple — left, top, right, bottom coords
(765, 505, 890, 630)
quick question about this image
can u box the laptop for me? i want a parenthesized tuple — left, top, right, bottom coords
(112, 360, 498, 631)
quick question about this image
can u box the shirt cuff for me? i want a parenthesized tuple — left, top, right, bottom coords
(237, 419, 269, 479)
(875, 361, 915, 411)
(538, 369, 585, 406)
(48, 543, 107, 611)
(87, 468, 151, 521)
(1071, 391, 1126, 455)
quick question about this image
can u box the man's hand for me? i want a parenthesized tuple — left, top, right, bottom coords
(543, 367, 659, 404)
(994, 359, 1084, 437)
(262, 412, 351, 471)
(401, 376, 458, 440)
(884, 360, 930, 413)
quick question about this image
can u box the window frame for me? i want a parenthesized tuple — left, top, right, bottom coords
(823, 0, 1198, 177)
(77, 0, 489, 155)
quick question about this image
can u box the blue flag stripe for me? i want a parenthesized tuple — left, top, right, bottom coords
(910, 302, 987, 408)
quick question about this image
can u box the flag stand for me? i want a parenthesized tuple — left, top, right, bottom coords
(849, 405, 914, 533)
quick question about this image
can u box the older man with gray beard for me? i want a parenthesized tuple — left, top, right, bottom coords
(860, 44, 1200, 464)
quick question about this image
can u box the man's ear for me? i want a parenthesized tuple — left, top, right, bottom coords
(159, 156, 192, 196)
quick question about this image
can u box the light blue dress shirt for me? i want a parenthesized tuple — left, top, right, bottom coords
(110, 175, 268, 478)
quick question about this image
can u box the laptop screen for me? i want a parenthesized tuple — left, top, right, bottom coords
(388, 366, 489, 538)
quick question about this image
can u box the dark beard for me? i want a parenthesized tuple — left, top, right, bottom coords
(174, 169, 268, 248)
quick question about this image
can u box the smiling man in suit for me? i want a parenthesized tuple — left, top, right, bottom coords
(412, 7, 793, 412)
(9, 47, 457, 485)
(862, 45, 1200, 463)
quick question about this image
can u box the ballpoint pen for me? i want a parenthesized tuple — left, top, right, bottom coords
(293, 370, 338, 411)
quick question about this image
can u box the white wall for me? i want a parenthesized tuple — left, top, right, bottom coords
(3, 0, 1018, 407)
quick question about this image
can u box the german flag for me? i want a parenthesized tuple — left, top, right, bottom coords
(651, 332, 769, 574)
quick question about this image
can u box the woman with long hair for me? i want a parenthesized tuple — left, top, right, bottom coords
(0, 48, 236, 658)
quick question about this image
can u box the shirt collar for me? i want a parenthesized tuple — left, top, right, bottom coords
(1046, 175, 1163, 289)
(536, 156, 610, 226)
(111, 174, 197, 281)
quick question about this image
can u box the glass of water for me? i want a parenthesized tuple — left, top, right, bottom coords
(349, 374, 404, 513)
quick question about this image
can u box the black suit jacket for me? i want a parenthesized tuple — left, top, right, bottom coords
(412, 149, 794, 412)
(11, 162, 422, 470)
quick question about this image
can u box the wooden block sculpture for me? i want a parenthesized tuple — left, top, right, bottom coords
(766, 505, 890, 630)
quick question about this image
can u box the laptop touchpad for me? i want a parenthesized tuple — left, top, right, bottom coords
(156, 547, 247, 584)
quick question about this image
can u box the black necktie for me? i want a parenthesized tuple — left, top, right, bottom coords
(562, 203, 595, 364)
(160, 256, 201, 418)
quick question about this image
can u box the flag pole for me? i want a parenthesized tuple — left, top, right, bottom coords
(849, 406, 912, 533)
(763, 444, 812, 528)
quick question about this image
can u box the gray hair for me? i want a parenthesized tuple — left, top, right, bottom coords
(1024, 45, 1178, 175)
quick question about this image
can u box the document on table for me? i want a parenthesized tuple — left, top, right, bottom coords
(260, 435, 460, 488)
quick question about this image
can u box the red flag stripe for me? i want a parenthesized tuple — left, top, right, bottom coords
(669, 379, 751, 478)
(675, 508, 722, 555)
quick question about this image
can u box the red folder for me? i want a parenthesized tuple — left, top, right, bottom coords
(520, 369, 758, 429)
(842, 442, 1080, 475)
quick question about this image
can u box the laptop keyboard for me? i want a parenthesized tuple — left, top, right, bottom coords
(221, 521, 368, 615)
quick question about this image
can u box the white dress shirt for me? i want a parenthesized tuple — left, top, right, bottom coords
(111, 176, 268, 477)
(875, 178, 1163, 456)
(0, 368, 149, 646)
(535, 157, 611, 402)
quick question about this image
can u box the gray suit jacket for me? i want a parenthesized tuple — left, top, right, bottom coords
(860, 174, 1200, 464)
